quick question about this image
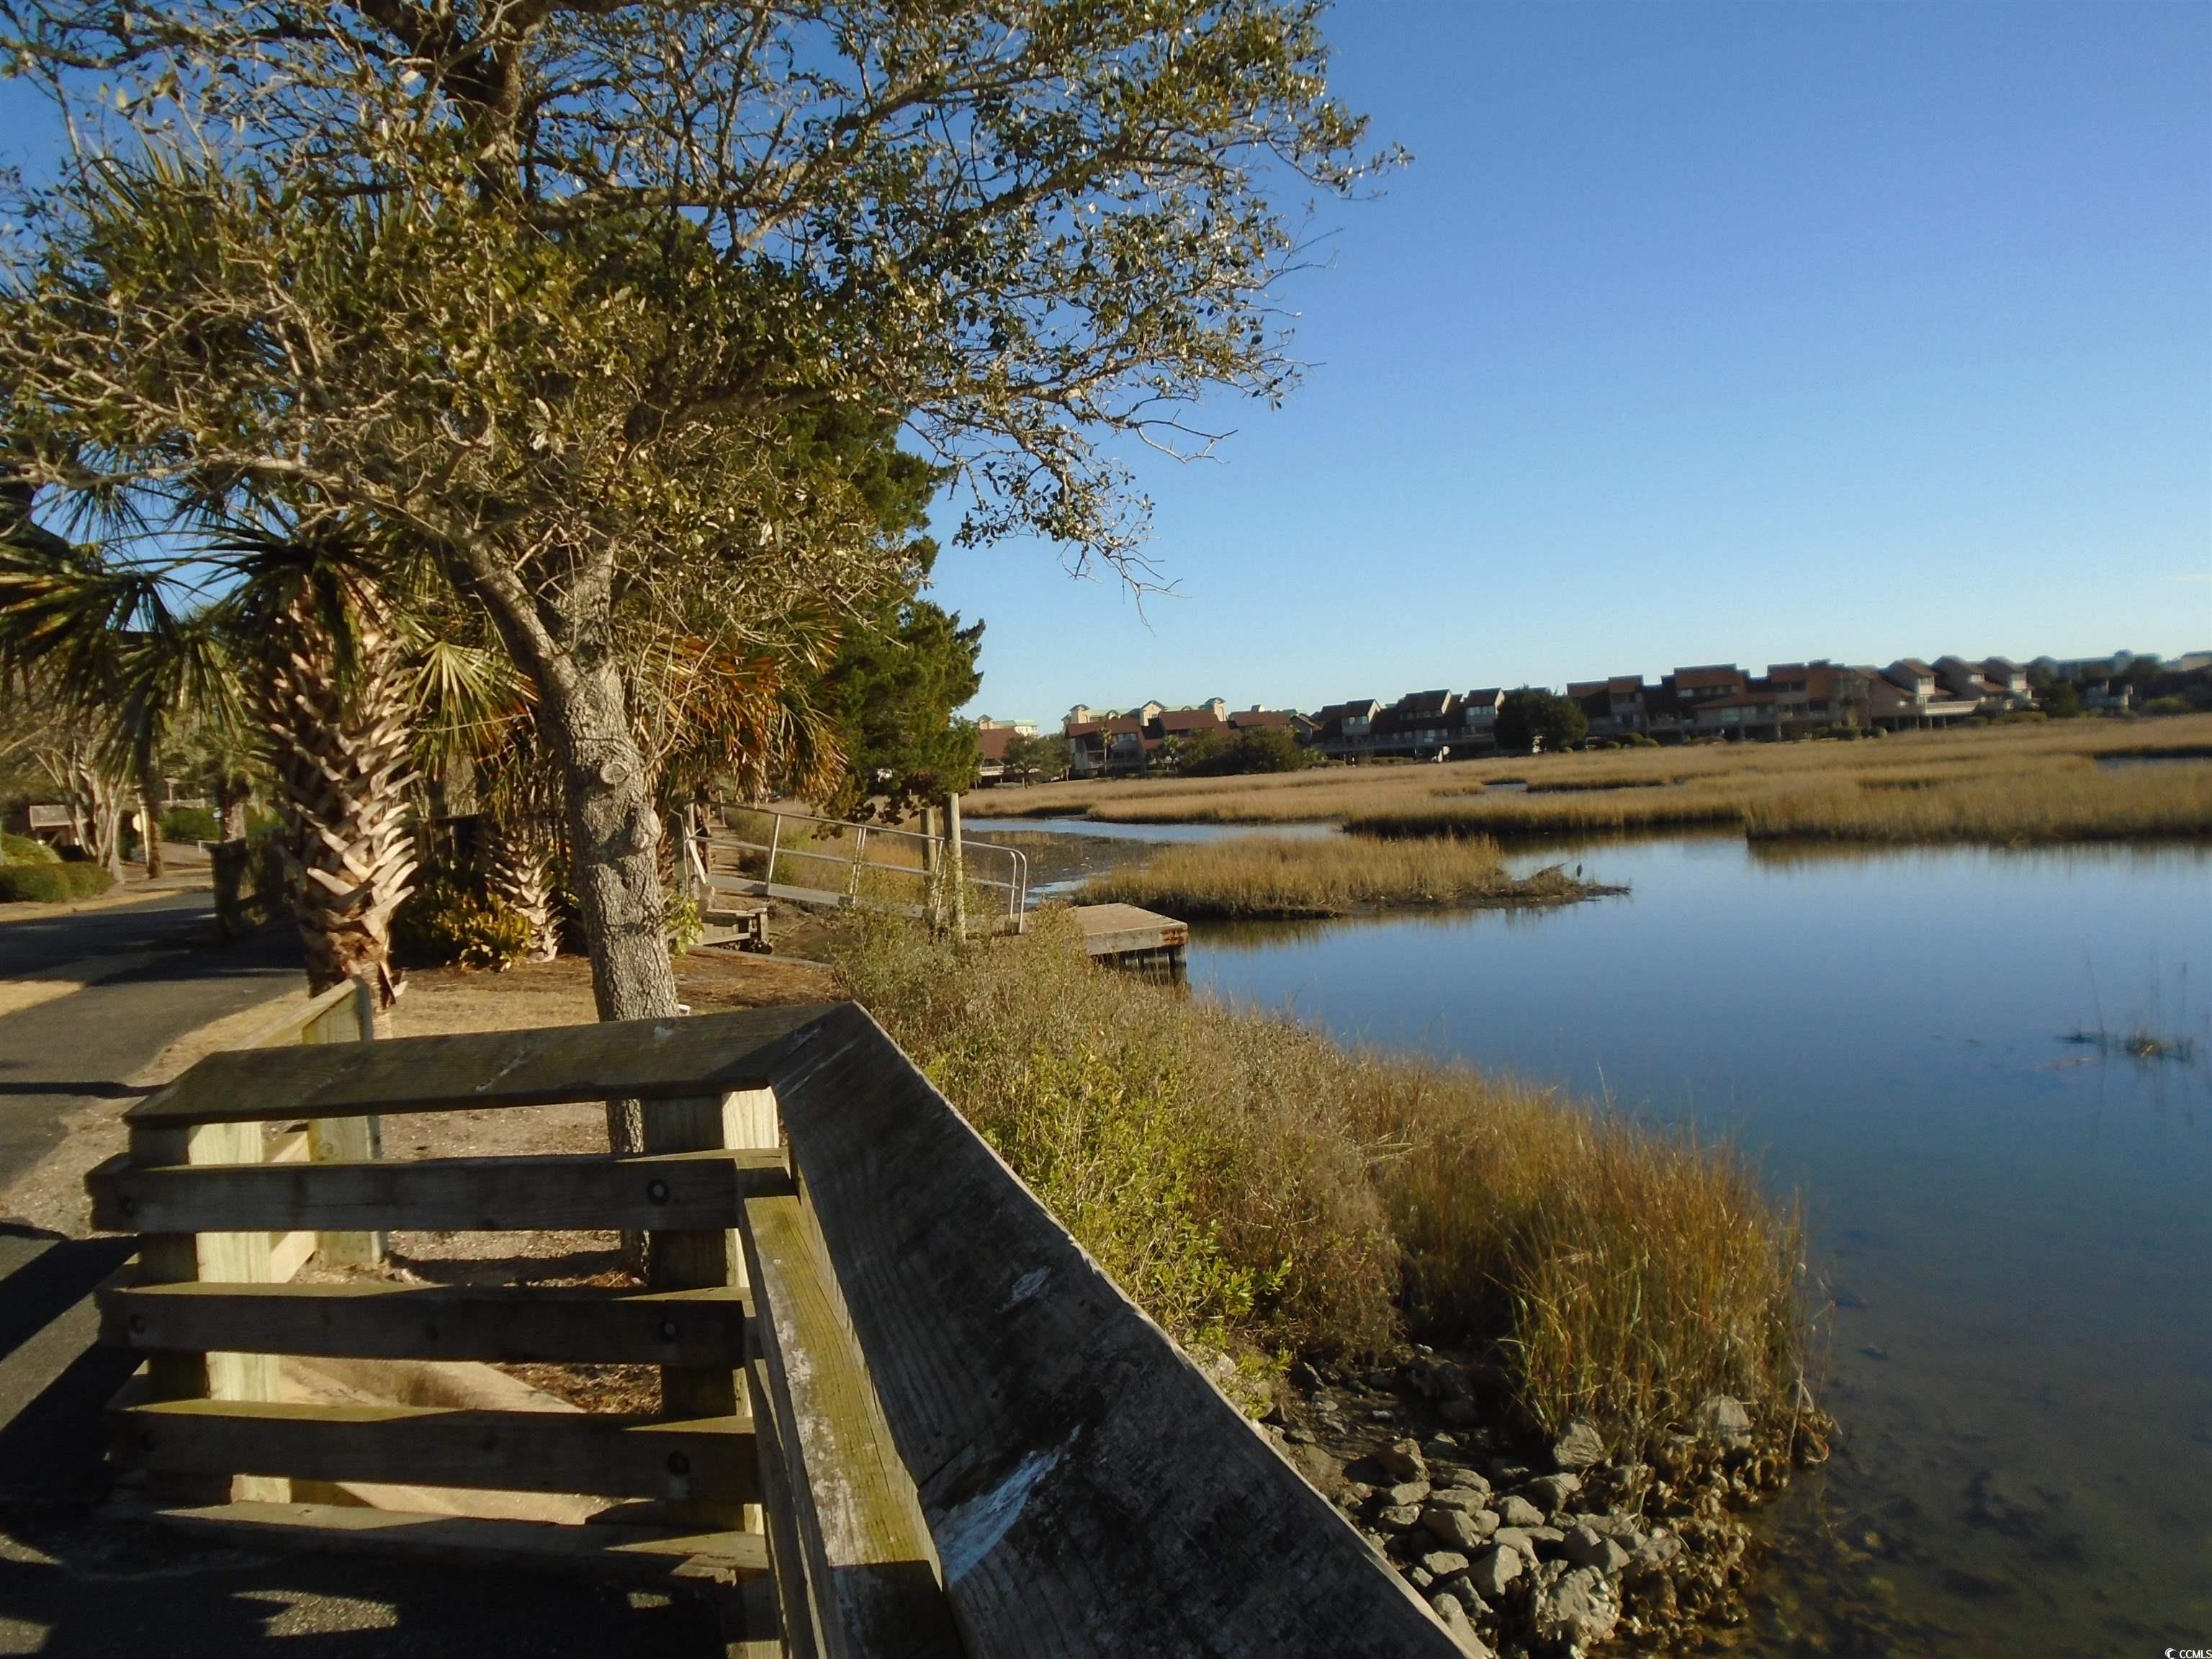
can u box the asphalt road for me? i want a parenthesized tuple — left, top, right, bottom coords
(0, 891, 307, 1195)
(1, 894, 308, 1511)
(0, 887, 243, 982)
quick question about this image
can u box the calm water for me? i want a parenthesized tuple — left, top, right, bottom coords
(967, 816, 1331, 900)
(1007, 824, 2212, 1655)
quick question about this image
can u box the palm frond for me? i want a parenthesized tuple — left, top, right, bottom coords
(407, 637, 534, 770)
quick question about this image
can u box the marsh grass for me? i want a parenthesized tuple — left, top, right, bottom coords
(1740, 763, 2212, 843)
(994, 714, 2212, 842)
(1350, 788, 1754, 840)
(1349, 755, 2212, 845)
(1082, 832, 1597, 918)
(832, 909, 1809, 1449)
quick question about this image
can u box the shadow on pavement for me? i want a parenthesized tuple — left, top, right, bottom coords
(0, 1079, 149, 1098)
(0, 1510, 729, 1658)
(0, 1227, 140, 1506)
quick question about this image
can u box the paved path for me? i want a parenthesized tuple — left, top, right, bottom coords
(0, 891, 305, 1194)
(1, 895, 307, 1509)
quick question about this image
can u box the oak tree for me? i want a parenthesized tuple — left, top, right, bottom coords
(1, 0, 1389, 1019)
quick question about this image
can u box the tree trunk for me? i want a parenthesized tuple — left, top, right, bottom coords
(138, 788, 163, 877)
(538, 662, 681, 1157)
(61, 747, 125, 875)
(264, 606, 418, 1016)
(138, 754, 167, 878)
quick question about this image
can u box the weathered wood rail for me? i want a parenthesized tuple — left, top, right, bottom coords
(89, 1002, 1464, 1656)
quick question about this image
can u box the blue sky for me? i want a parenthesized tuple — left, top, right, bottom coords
(4, 4, 2206, 723)
(930, 1, 2212, 721)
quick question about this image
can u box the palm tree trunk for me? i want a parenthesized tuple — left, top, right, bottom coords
(264, 604, 418, 1020)
(138, 786, 163, 877)
(137, 744, 166, 879)
(487, 816, 562, 962)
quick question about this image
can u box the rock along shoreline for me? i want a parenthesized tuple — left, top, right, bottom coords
(1262, 1346, 1832, 1658)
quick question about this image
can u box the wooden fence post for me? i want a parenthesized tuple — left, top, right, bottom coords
(920, 806, 943, 932)
(644, 1087, 778, 1534)
(131, 1115, 286, 1505)
(303, 976, 385, 1267)
(946, 792, 966, 939)
(844, 826, 868, 904)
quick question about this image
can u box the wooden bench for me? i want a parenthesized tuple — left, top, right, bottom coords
(89, 1003, 1462, 1656)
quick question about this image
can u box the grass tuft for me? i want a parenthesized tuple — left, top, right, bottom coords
(2062, 1025, 2200, 1063)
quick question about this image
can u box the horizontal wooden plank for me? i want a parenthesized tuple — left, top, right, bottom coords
(130, 1004, 832, 1128)
(91, 1148, 791, 1236)
(763, 1003, 1460, 1658)
(145, 1498, 770, 1586)
(114, 1398, 760, 1502)
(230, 980, 368, 1053)
(101, 1282, 754, 1367)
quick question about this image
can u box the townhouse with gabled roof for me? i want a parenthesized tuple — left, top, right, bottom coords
(1370, 689, 1460, 759)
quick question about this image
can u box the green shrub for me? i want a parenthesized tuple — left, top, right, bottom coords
(2038, 682, 2085, 719)
(663, 892, 704, 957)
(1, 832, 61, 864)
(392, 879, 534, 971)
(0, 860, 113, 902)
(2144, 695, 2194, 716)
(0, 865, 69, 902)
(159, 806, 222, 842)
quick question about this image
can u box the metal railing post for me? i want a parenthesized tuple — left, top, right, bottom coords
(845, 825, 868, 902)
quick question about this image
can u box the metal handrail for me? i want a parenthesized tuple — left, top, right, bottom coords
(687, 804, 1028, 932)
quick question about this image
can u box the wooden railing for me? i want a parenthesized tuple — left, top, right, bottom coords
(89, 1004, 1460, 1656)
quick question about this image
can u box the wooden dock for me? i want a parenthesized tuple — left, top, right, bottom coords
(1069, 903, 1189, 974)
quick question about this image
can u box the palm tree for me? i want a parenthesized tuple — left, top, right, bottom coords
(0, 498, 233, 881)
(256, 588, 419, 1009)
(1, 502, 427, 1018)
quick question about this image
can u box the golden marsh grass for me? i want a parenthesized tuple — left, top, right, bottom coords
(833, 909, 1807, 1448)
(1082, 832, 1596, 918)
(989, 715, 2212, 844)
(1740, 762, 2212, 843)
(995, 716, 2212, 836)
